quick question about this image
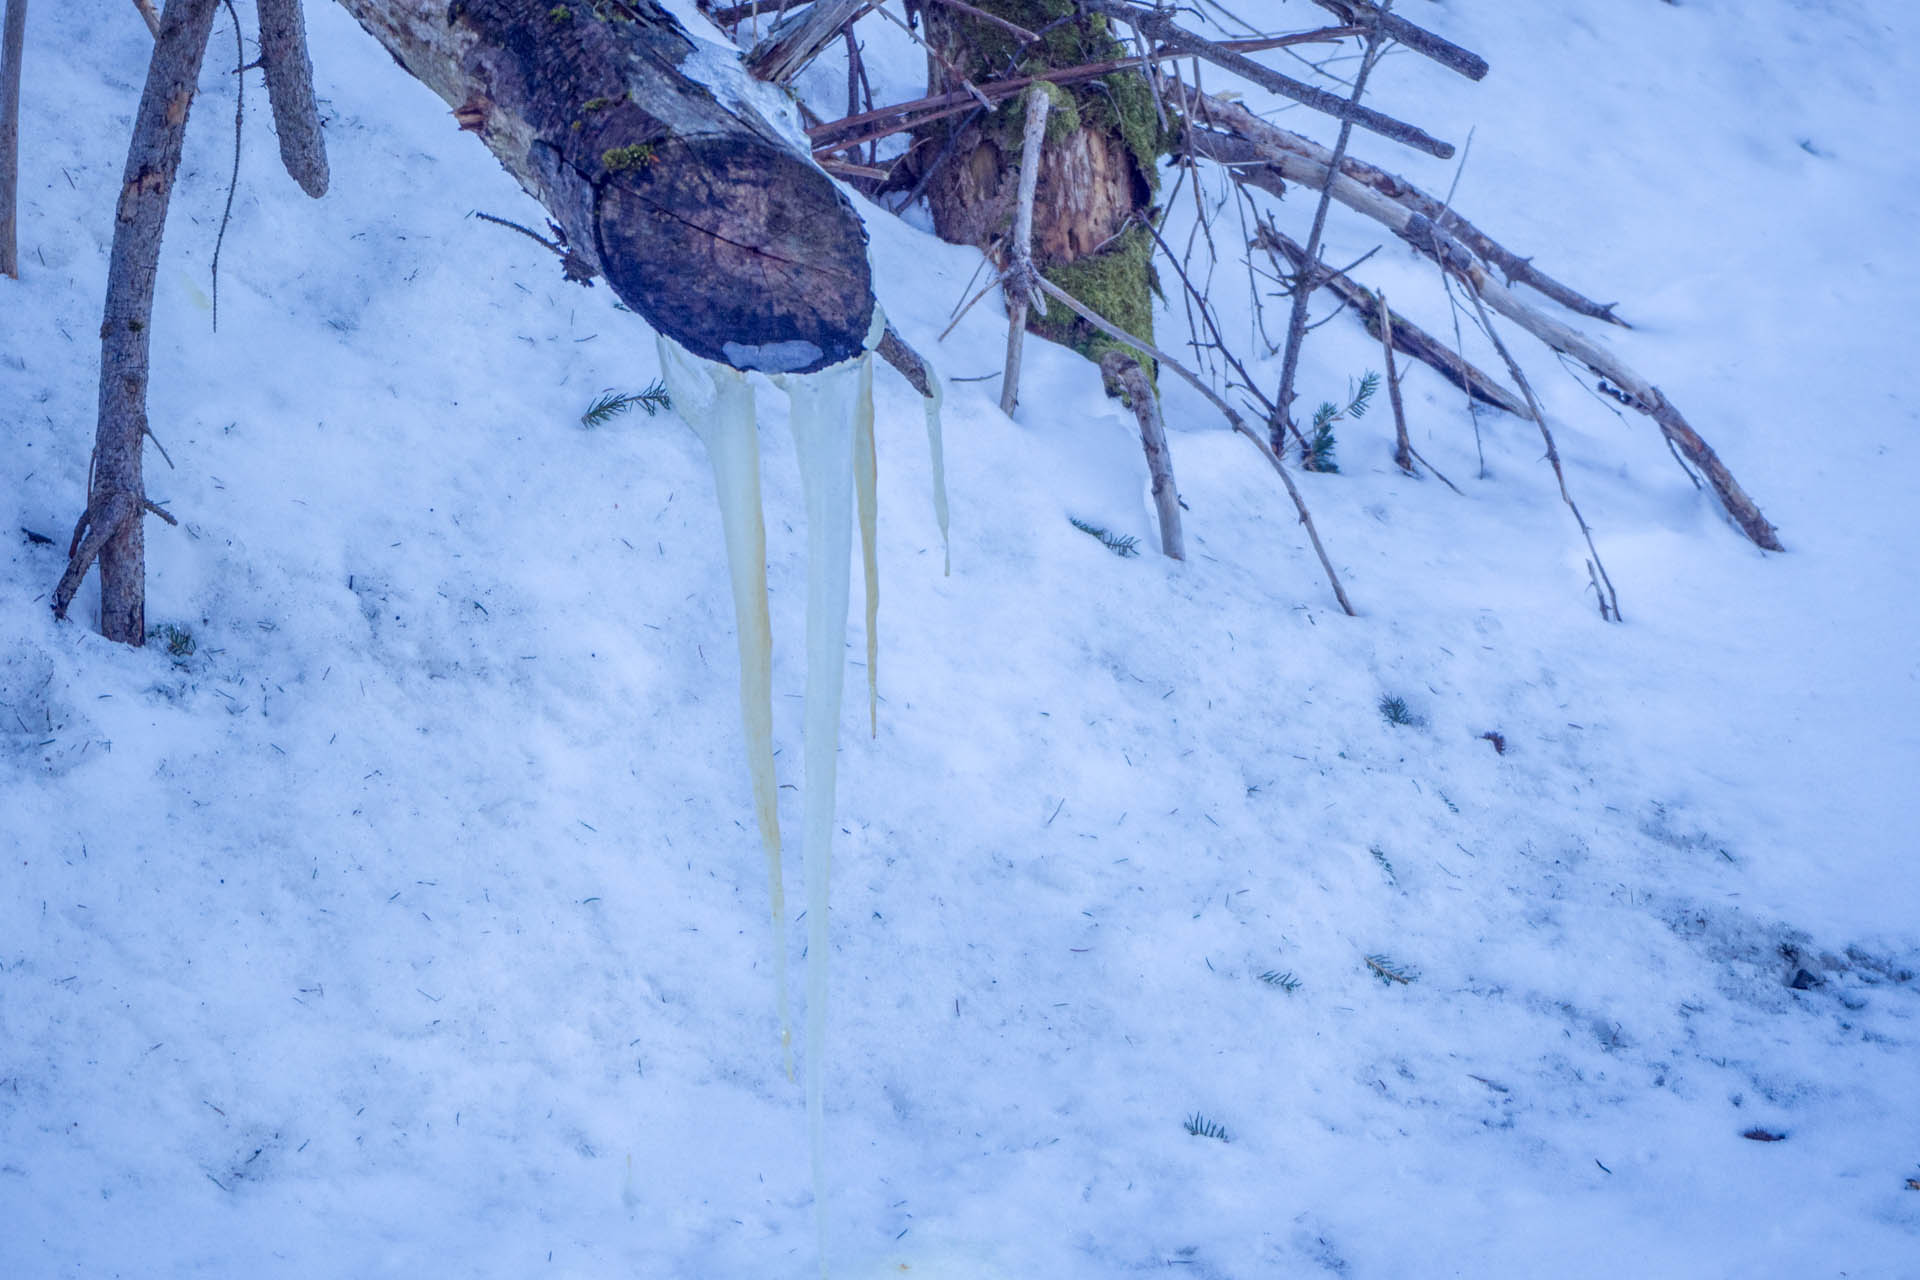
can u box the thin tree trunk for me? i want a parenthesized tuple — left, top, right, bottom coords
(1101, 351, 1183, 560)
(0, 0, 25, 279)
(53, 0, 219, 641)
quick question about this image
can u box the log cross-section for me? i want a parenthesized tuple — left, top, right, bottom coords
(334, 0, 875, 373)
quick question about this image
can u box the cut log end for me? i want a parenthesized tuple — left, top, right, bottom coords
(596, 133, 875, 373)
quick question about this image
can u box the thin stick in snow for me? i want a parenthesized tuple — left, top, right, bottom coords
(1380, 291, 1414, 473)
(1101, 352, 1185, 561)
(1467, 289, 1622, 623)
(1274, 0, 1390, 452)
(1031, 274, 1356, 616)
(53, 0, 221, 642)
(999, 84, 1049, 417)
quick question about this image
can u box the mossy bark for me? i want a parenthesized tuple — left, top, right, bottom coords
(906, 0, 1167, 375)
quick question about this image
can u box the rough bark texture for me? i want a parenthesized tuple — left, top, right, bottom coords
(1, 0, 24, 279)
(257, 0, 330, 196)
(60, 0, 220, 642)
(745, 0, 870, 84)
(334, 0, 875, 373)
(907, 0, 1163, 374)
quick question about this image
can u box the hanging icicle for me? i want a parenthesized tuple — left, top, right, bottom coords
(656, 334, 794, 1077)
(660, 306, 905, 1278)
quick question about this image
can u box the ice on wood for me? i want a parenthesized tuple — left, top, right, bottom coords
(664, 308, 903, 1277)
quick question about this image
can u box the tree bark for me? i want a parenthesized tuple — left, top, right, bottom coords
(907, 0, 1163, 377)
(54, 0, 219, 642)
(333, 0, 876, 373)
(257, 0, 330, 196)
(1, 0, 25, 279)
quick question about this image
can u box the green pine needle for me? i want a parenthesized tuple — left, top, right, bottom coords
(1258, 970, 1302, 993)
(1378, 694, 1416, 727)
(1184, 1113, 1230, 1141)
(1370, 845, 1397, 884)
(580, 381, 671, 428)
(1070, 516, 1141, 558)
(1365, 954, 1417, 985)
(1346, 370, 1380, 419)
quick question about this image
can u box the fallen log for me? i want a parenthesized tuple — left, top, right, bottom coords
(334, 0, 876, 373)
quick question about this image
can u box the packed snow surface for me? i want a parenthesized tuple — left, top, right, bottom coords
(3, 1, 1917, 1276)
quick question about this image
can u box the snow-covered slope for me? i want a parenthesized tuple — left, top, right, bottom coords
(3, 1, 1916, 1276)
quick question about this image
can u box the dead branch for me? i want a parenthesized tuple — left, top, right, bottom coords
(56, 0, 220, 642)
(1310, 0, 1487, 81)
(1246, 216, 1527, 417)
(0, 0, 22, 279)
(131, 0, 161, 37)
(999, 84, 1048, 416)
(1467, 288, 1621, 622)
(1101, 352, 1184, 561)
(1198, 92, 1626, 326)
(1185, 108, 1781, 549)
(746, 0, 873, 84)
(1379, 291, 1413, 473)
(877, 324, 934, 399)
(1274, 1, 1389, 450)
(804, 30, 1355, 157)
(1030, 274, 1356, 616)
(1081, 0, 1455, 159)
(256, 0, 329, 197)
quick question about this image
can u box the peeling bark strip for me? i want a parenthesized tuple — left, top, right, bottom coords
(333, 0, 874, 373)
(257, 0, 329, 196)
(53, 0, 220, 641)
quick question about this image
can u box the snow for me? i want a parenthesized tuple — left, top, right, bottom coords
(3, 1, 1918, 1277)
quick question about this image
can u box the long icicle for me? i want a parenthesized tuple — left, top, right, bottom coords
(657, 334, 793, 1078)
(852, 354, 879, 737)
(780, 352, 863, 1280)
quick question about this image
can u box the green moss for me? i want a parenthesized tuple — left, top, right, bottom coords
(601, 143, 657, 173)
(1033, 223, 1157, 378)
(582, 94, 622, 113)
(549, 5, 572, 21)
(956, 2, 1169, 192)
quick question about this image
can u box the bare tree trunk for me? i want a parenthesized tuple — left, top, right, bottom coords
(0, 0, 24, 279)
(332, 0, 876, 373)
(52, 0, 218, 642)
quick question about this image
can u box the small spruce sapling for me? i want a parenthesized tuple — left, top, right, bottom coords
(580, 382, 671, 428)
(1378, 693, 1417, 727)
(1069, 515, 1141, 558)
(1184, 1113, 1230, 1141)
(1301, 370, 1378, 473)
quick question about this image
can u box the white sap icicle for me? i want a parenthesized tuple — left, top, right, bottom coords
(778, 352, 866, 1279)
(657, 334, 794, 1078)
(852, 355, 879, 738)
